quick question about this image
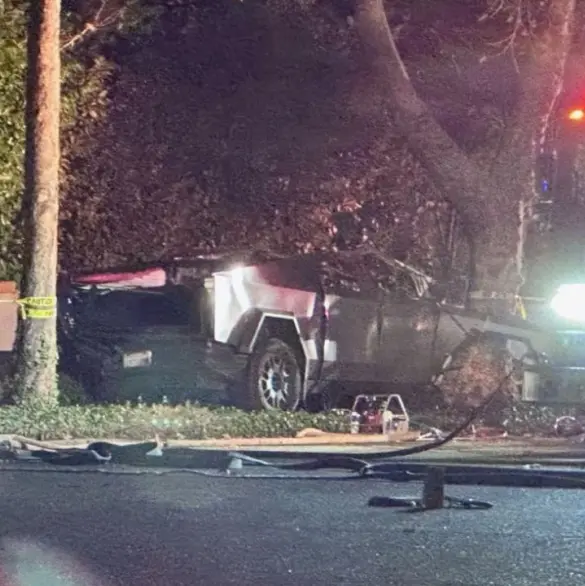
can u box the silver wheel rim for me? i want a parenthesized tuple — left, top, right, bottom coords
(257, 352, 295, 410)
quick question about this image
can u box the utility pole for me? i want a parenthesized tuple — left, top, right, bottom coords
(16, 0, 61, 402)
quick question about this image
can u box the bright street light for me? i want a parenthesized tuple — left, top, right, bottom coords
(568, 108, 585, 122)
(551, 284, 585, 322)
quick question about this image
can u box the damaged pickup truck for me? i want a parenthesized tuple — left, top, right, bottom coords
(56, 249, 558, 411)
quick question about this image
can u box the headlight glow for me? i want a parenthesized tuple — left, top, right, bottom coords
(551, 284, 585, 322)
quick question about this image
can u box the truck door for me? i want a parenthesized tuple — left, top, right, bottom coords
(320, 261, 384, 382)
(378, 267, 440, 384)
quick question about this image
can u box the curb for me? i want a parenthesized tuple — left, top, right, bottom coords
(3, 434, 585, 470)
(3, 434, 584, 461)
(1, 432, 421, 450)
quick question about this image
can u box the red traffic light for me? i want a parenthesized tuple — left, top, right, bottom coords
(568, 108, 585, 121)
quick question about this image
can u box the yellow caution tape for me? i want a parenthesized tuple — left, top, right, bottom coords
(24, 308, 55, 319)
(15, 296, 57, 320)
(20, 296, 56, 307)
(514, 295, 527, 320)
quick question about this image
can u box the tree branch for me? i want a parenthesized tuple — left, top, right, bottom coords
(484, 0, 523, 72)
(490, 0, 575, 208)
(529, 0, 575, 150)
(61, 0, 126, 51)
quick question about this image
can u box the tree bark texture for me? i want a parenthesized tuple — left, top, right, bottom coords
(16, 0, 61, 402)
(354, 0, 575, 299)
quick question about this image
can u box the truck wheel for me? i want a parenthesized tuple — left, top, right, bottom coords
(245, 338, 302, 411)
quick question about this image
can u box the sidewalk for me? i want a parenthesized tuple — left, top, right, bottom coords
(8, 433, 585, 468)
(203, 436, 585, 466)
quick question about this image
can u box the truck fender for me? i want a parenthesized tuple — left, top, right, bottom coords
(227, 309, 315, 397)
(226, 307, 265, 352)
(226, 309, 300, 353)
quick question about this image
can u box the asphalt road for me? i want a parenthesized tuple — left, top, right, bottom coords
(0, 466, 584, 586)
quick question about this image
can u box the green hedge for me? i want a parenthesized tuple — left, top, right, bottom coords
(0, 402, 351, 441)
(0, 372, 574, 441)
(0, 400, 572, 442)
(0, 400, 576, 441)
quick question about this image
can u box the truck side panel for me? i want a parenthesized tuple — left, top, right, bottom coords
(212, 270, 318, 346)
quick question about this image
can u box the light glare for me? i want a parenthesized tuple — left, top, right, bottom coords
(551, 284, 585, 322)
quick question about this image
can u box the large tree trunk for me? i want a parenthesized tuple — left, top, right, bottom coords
(16, 0, 61, 403)
(353, 0, 575, 301)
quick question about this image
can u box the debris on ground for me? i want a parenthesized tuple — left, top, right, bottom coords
(466, 425, 508, 439)
(553, 416, 584, 438)
(416, 428, 446, 441)
(295, 428, 327, 438)
(0, 435, 165, 465)
(414, 424, 507, 442)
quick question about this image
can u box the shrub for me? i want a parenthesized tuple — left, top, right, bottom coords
(0, 401, 350, 441)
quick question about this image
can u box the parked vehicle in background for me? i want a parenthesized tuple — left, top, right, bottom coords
(517, 282, 585, 405)
(53, 248, 559, 411)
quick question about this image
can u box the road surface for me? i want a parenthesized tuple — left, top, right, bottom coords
(0, 464, 584, 585)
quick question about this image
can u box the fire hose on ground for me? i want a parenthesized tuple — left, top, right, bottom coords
(4, 372, 585, 513)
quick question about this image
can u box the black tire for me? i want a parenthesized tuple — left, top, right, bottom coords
(243, 338, 302, 411)
(303, 390, 330, 413)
